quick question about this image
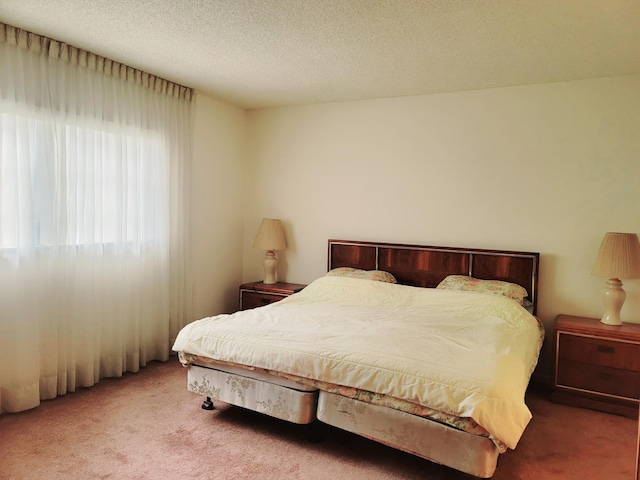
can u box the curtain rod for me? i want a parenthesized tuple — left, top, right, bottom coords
(0, 21, 194, 101)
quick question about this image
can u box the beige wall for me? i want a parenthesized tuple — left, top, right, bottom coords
(243, 74, 640, 381)
(190, 93, 245, 318)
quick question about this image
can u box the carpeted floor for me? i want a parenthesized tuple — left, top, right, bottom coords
(0, 359, 636, 479)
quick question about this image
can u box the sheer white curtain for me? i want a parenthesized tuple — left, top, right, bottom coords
(0, 24, 193, 414)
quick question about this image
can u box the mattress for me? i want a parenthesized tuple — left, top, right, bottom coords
(173, 275, 544, 450)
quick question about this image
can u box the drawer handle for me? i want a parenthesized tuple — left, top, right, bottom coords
(597, 345, 615, 354)
(260, 298, 271, 304)
(596, 372, 614, 380)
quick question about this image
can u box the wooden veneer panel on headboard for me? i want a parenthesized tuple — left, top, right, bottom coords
(328, 239, 539, 315)
(329, 243, 378, 271)
(378, 247, 469, 288)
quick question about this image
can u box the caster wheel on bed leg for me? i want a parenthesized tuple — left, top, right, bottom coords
(306, 421, 327, 443)
(201, 397, 215, 410)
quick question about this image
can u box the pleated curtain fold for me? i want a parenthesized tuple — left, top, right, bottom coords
(0, 23, 194, 413)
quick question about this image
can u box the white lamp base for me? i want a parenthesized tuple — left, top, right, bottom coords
(262, 250, 278, 284)
(600, 278, 626, 326)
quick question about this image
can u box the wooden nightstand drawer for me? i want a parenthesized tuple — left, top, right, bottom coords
(241, 291, 286, 310)
(557, 359, 640, 399)
(239, 282, 306, 311)
(558, 333, 640, 370)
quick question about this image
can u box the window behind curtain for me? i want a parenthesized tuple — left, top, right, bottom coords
(1, 108, 167, 250)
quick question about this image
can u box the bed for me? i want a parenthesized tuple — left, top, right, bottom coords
(173, 239, 543, 478)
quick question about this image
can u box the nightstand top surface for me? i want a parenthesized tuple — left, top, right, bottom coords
(555, 314, 640, 341)
(240, 281, 306, 295)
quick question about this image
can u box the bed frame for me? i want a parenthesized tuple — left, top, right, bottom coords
(187, 239, 540, 478)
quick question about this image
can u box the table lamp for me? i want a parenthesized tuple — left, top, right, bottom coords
(591, 232, 640, 325)
(252, 218, 287, 284)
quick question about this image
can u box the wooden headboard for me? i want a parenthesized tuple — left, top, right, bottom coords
(328, 239, 540, 315)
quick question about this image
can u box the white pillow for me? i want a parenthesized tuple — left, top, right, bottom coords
(436, 275, 528, 304)
(327, 267, 397, 284)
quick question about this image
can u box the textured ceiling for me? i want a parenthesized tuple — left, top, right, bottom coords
(1, 0, 639, 109)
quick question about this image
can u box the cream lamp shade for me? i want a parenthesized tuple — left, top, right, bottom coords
(252, 218, 287, 284)
(591, 232, 640, 325)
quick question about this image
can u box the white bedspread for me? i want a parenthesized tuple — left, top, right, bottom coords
(172, 275, 544, 449)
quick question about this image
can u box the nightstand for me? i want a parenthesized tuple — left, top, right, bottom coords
(239, 281, 306, 311)
(552, 314, 640, 418)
